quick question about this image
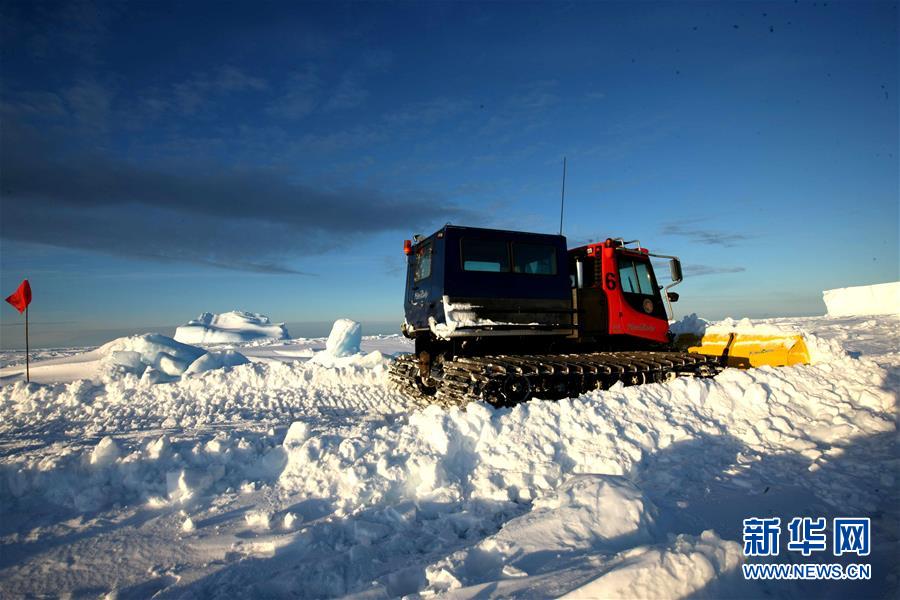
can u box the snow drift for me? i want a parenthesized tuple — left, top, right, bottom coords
(174, 311, 290, 344)
(823, 281, 900, 317)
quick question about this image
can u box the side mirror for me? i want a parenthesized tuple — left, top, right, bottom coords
(667, 291, 680, 302)
(669, 258, 683, 283)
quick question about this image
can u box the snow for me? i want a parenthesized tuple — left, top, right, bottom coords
(671, 313, 807, 337)
(182, 516, 196, 532)
(559, 531, 743, 599)
(0, 313, 897, 598)
(97, 333, 206, 380)
(430, 297, 539, 339)
(174, 310, 290, 344)
(90, 436, 121, 467)
(823, 281, 900, 317)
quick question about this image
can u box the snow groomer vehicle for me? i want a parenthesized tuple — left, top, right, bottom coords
(390, 225, 810, 406)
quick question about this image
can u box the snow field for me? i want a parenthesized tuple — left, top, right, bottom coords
(0, 314, 897, 597)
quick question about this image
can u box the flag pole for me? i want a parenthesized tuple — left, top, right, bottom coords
(25, 305, 29, 382)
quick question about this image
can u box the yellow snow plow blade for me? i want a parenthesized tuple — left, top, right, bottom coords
(675, 333, 811, 369)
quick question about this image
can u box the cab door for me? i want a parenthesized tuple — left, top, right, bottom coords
(404, 238, 437, 329)
(571, 253, 608, 335)
(601, 247, 669, 344)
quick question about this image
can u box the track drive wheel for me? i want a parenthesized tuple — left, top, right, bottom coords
(495, 374, 531, 407)
(415, 375, 438, 396)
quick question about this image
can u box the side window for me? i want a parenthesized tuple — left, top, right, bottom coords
(634, 262, 654, 295)
(512, 243, 557, 275)
(462, 239, 510, 272)
(618, 257, 655, 294)
(618, 258, 640, 293)
(414, 242, 432, 282)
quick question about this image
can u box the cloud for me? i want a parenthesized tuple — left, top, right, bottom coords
(3, 0, 119, 63)
(508, 80, 560, 111)
(683, 264, 746, 277)
(384, 97, 473, 127)
(0, 91, 67, 118)
(212, 66, 268, 93)
(265, 67, 321, 120)
(0, 124, 470, 273)
(381, 254, 406, 277)
(266, 50, 390, 118)
(661, 221, 751, 246)
(171, 66, 267, 116)
(64, 80, 112, 128)
(322, 72, 369, 112)
(363, 49, 393, 71)
(292, 125, 385, 153)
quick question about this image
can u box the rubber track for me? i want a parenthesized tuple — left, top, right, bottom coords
(389, 351, 721, 408)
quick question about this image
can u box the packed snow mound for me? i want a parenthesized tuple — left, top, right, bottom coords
(174, 310, 289, 344)
(823, 281, 900, 317)
(561, 531, 743, 599)
(96, 333, 250, 382)
(308, 319, 385, 367)
(671, 313, 802, 337)
(98, 333, 206, 380)
(324, 318, 362, 357)
(532, 475, 656, 545)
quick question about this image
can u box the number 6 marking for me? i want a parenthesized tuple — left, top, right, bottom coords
(605, 273, 617, 290)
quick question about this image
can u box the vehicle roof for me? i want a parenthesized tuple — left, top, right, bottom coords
(436, 224, 567, 242)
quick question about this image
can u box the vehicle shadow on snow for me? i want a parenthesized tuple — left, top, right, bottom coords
(880, 364, 900, 396)
(633, 430, 898, 600)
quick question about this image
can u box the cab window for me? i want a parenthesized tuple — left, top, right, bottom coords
(462, 239, 510, 272)
(512, 243, 557, 275)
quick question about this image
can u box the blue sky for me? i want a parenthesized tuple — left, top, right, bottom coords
(1, 0, 897, 348)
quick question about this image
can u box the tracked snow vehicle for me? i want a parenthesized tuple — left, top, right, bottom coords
(390, 225, 721, 406)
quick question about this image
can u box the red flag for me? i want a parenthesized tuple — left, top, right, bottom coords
(5, 279, 31, 314)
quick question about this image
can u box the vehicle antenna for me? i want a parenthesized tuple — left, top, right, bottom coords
(558, 156, 567, 235)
